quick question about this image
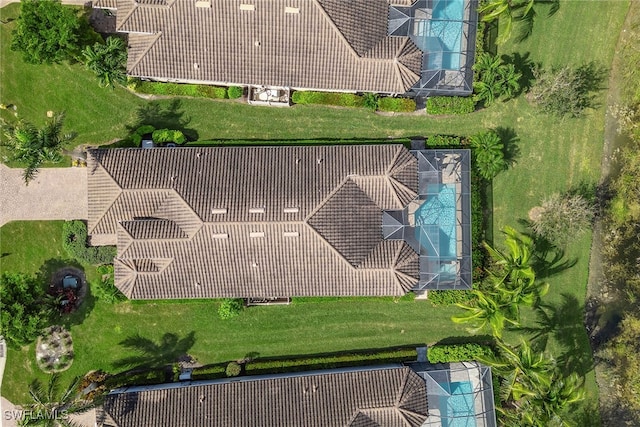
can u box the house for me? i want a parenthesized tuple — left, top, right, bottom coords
(93, 0, 477, 97)
(86, 145, 471, 300)
(96, 362, 497, 426)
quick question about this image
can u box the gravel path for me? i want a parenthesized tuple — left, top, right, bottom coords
(0, 165, 88, 226)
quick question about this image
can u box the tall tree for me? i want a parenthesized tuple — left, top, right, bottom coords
(470, 130, 507, 180)
(20, 375, 94, 427)
(4, 112, 74, 184)
(478, 0, 559, 45)
(82, 36, 128, 89)
(452, 290, 519, 338)
(11, 0, 83, 64)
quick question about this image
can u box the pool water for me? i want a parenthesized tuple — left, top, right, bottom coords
(440, 381, 476, 427)
(414, 0, 465, 70)
(415, 183, 457, 258)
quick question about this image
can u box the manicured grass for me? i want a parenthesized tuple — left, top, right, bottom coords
(0, 1, 630, 422)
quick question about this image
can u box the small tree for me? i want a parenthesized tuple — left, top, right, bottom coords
(363, 93, 379, 111)
(530, 193, 595, 245)
(0, 273, 52, 348)
(528, 64, 602, 117)
(82, 36, 128, 89)
(11, 0, 83, 64)
(225, 361, 241, 377)
(470, 130, 507, 180)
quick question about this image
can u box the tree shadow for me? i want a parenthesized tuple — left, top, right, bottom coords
(36, 258, 96, 327)
(500, 52, 536, 94)
(113, 332, 196, 369)
(131, 100, 199, 141)
(518, 294, 594, 377)
(494, 126, 520, 168)
(0, 252, 9, 258)
(513, 0, 561, 44)
(519, 230, 579, 279)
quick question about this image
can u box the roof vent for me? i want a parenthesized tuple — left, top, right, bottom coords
(249, 207, 265, 214)
(211, 208, 227, 215)
(193, 63, 199, 70)
(284, 6, 299, 13)
(195, 1, 211, 8)
(254, 41, 261, 47)
(283, 207, 299, 213)
(240, 3, 255, 11)
(212, 233, 228, 239)
(283, 231, 299, 237)
(250, 231, 265, 238)
(251, 261, 259, 268)
(198, 394, 206, 403)
(316, 158, 323, 165)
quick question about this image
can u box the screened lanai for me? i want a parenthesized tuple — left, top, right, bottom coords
(389, 0, 478, 96)
(415, 362, 497, 427)
(382, 149, 472, 290)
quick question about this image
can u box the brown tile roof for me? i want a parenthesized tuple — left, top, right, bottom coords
(98, 366, 428, 427)
(109, 0, 420, 94)
(87, 145, 420, 299)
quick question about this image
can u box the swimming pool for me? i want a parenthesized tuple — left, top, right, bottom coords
(440, 381, 476, 427)
(413, 0, 465, 70)
(414, 183, 457, 258)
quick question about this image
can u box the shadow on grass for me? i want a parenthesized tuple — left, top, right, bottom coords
(518, 294, 594, 377)
(131, 100, 199, 142)
(513, 0, 561, 44)
(500, 52, 536, 95)
(494, 126, 520, 168)
(113, 331, 196, 370)
(36, 258, 96, 327)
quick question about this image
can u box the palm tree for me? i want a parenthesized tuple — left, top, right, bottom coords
(518, 372, 585, 426)
(82, 36, 127, 89)
(478, 0, 559, 45)
(5, 112, 73, 184)
(20, 374, 94, 427)
(470, 130, 506, 180)
(472, 53, 521, 106)
(452, 290, 519, 338)
(484, 226, 535, 285)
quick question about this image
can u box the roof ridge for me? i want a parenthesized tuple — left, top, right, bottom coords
(388, 176, 418, 206)
(312, 0, 361, 59)
(128, 32, 163, 75)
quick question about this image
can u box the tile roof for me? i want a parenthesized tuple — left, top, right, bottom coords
(98, 366, 428, 427)
(108, 0, 421, 94)
(87, 145, 421, 299)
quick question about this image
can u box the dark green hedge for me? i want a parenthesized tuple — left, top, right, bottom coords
(227, 86, 244, 99)
(291, 91, 366, 108)
(104, 369, 168, 389)
(191, 363, 227, 380)
(426, 135, 468, 147)
(428, 290, 474, 306)
(426, 96, 476, 115)
(62, 221, 116, 265)
(245, 348, 418, 375)
(377, 97, 417, 112)
(134, 81, 228, 99)
(428, 343, 494, 363)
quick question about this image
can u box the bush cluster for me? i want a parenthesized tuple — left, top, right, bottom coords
(218, 298, 244, 320)
(227, 86, 244, 99)
(93, 265, 126, 303)
(427, 343, 494, 363)
(152, 129, 186, 144)
(428, 290, 474, 306)
(226, 361, 242, 377)
(377, 97, 417, 112)
(191, 363, 227, 380)
(134, 81, 228, 99)
(245, 348, 417, 375)
(425, 135, 467, 147)
(62, 221, 116, 265)
(426, 96, 476, 115)
(291, 91, 366, 108)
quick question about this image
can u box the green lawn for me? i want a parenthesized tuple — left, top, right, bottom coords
(0, 0, 631, 422)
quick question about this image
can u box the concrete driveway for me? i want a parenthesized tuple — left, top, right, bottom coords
(0, 165, 88, 226)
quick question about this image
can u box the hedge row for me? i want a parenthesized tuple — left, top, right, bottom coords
(191, 363, 227, 380)
(291, 91, 366, 108)
(245, 348, 418, 375)
(377, 97, 416, 112)
(426, 96, 476, 115)
(133, 80, 229, 99)
(427, 343, 494, 364)
(104, 369, 168, 389)
(62, 221, 116, 265)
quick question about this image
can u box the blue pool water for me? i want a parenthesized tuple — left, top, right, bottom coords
(440, 381, 476, 427)
(419, 0, 464, 70)
(415, 183, 457, 258)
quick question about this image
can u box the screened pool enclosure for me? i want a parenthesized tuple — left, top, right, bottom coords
(382, 149, 472, 290)
(389, 0, 478, 96)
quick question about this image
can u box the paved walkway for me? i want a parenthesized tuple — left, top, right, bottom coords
(0, 165, 88, 226)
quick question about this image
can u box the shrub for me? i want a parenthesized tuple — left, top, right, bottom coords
(245, 348, 417, 375)
(134, 125, 155, 136)
(218, 298, 244, 320)
(191, 363, 227, 380)
(472, 53, 521, 106)
(428, 290, 473, 306)
(227, 86, 244, 99)
(428, 343, 494, 363)
(104, 369, 167, 388)
(134, 82, 228, 99)
(377, 97, 417, 112)
(291, 91, 366, 108)
(62, 221, 116, 265)
(426, 96, 476, 115)
(363, 93, 379, 111)
(530, 193, 595, 245)
(425, 135, 466, 147)
(92, 265, 126, 303)
(152, 129, 186, 144)
(226, 361, 242, 377)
